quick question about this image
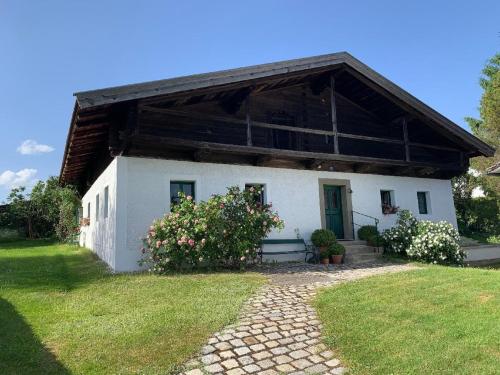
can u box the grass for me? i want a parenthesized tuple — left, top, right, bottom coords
(315, 266, 500, 375)
(0, 240, 265, 374)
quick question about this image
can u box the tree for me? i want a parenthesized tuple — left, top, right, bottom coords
(7, 187, 36, 238)
(455, 53, 500, 237)
(5, 177, 80, 241)
(465, 53, 500, 195)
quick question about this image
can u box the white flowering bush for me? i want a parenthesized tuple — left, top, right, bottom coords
(407, 221, 465, 265)
(382, 210, 418, 254)
(382, 210, 464, 265)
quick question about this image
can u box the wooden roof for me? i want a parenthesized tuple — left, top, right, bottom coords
(60, 52, 495, 187)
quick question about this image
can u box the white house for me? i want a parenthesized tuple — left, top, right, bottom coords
(60, 52, 494, 272)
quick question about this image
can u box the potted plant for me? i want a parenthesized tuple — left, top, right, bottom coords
(329, 243, 345, 264)
(320, 249, 330, 265)
(311, 229, 336, 256)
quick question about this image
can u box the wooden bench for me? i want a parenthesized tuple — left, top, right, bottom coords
(258, 239, 316, 263)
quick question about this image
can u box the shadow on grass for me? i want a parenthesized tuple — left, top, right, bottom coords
(0, 238, 56, 249)
(0, 298, 70, 375)
(0, 242, 107, 292)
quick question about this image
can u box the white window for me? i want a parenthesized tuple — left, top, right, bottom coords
(87, 202, 91, 219)
(170, 181, 195, 205)
(417, 191, 430, 214)
(245, 183, 266, 205)
(104, 186, 109, 218)
(95, 194, 99, 221)
(380, 190, 396, 214)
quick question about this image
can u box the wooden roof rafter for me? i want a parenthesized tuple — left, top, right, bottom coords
(60, 52, 495, 188)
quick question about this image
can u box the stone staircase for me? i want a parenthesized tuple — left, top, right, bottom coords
(339, 240, 383, 264)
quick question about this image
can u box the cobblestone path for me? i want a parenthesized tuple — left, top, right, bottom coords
(182, 262, 414, 375)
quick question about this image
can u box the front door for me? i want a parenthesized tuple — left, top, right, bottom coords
(324, 185, 344, 239)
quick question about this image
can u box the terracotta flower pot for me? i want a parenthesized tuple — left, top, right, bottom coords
(332, 255, 343, 264)
(320, 257, 329, 265)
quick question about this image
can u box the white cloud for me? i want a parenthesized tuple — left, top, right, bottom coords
(17, 139, 54, 155)
(0, 169, 38, 189)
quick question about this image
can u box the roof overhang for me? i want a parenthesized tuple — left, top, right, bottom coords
(61, 52, 496, 186)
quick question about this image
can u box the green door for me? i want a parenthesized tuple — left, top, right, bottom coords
(324, 185, 344, 239)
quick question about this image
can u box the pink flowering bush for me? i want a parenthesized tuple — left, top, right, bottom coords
(140, 186, 284, 272)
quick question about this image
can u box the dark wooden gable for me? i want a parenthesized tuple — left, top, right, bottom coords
(60, 53, 494, 192)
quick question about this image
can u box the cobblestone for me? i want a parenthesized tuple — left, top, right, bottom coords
(182, 262, 413, 374)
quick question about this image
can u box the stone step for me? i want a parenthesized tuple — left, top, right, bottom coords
(346, 250, 378, 257)
(344, 252, 383, 264)
(343, 244, 375, 251)
(338, 240, 367, 246)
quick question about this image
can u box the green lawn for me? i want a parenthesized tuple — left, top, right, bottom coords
(315, 266, 500, 375)
(0, 240, 265, 374)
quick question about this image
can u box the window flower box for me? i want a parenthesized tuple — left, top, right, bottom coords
(382, 204, 399, 215)
(80, 217, 90, 226)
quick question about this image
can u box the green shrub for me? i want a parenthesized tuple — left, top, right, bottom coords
(310, 229, 336, 247)
(140, 186, 284, 272)
(0, 228, 22, 241)
(367, 234, 382, 247)
(329, 242, 345, 255)
(407, 221, 464, 265)
(455, 196, 500, 235)
(357, 225, 378, 241)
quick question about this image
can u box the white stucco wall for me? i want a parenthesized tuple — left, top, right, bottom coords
(79, 158, 122, 270)
(81, 156, 458, 271)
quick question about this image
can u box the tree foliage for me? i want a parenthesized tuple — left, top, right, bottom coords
(3, 177, 80, 241)
(454, 53, 500, 236)
(465, 53, 500, 195)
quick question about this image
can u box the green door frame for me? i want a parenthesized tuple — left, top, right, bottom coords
(318, 178, 354, 240)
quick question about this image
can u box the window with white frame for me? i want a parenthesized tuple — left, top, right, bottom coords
(170, 181, 195, 205)
(87, 202, 91, 219)
(245, 183, 266, 205)
(95, 194, 99, 221)
(104, 186, 109, 218)
(380, 190, 396, 214)
(417, 191, 430, 214)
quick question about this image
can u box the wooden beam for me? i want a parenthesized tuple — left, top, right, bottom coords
(255, 156, 273, 166)
(245, 97, 252, 146)
(335, 91, 383, 123)
(138, 65, 342, 107)
(74, 122, 108, 133)
(354, 164, 374, 173)
(130, 133, 464, 171)
(140, 105, 464, 153)
(402, 117, 410, 162)
(330, 75, 339, 154)
(307, 159, 324, 169)
(338, 132, 403, 145)
(343, 65, 480, 152)
(140, 105, 335, 136)
(408, 142, 461, 153)
(193, 148, 211, 162)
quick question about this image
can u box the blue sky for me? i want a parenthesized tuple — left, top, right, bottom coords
(0, 1, 498, 201)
